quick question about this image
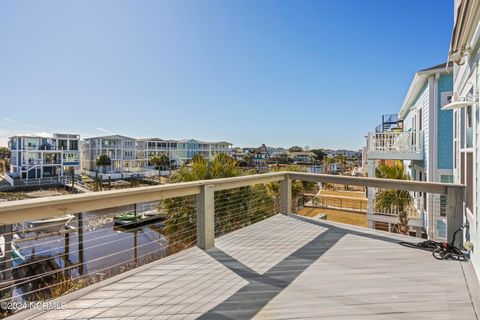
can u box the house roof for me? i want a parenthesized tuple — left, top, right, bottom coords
(84, 134, 135, 140)
(418, 62, 452, 73)
(8, 133, 46, 139)
(177, 139, 232, 145)
(289, 151, 314, 157)
(398, 62, 453, 119)
(449, 0, 480, 60)
(136, 138, 166, 142)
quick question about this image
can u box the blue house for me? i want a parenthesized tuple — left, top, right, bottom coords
(398, 62, 454, 240)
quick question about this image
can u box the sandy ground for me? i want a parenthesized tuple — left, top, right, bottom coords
(298, 207, 368, 228)
(314, 189, 368, 211)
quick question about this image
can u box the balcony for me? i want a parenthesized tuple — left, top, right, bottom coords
(368, 195, 424, 231)
(366, 131, 423, 160)
(0, 172, 474, 319)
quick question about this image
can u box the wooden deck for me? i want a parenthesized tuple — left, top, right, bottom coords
(15, 214, 478, 320)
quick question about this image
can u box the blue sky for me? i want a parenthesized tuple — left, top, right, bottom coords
(0, 0, 453, 149)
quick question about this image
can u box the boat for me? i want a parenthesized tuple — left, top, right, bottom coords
(113, 211, 164, 228)
(142, 209, 160, 217)
(26, 214, 75, 234)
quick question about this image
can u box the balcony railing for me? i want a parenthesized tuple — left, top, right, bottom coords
(373, 196, 422, 220)
(0, 172, 464, 315)
(366, 131, 424, 160)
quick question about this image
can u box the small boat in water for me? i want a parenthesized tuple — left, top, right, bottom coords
(113, 211, 164, 228)
(142, 209, 160, 217)
(27, 214, 75, 234)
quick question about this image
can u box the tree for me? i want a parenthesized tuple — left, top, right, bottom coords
(242, 154, 253, 167)
(323, 156, 335, 174)
(149, 154, 170, 183)
(0, 147, 10, 174)
(162, 154, 274, 245)
(334, 154, 347, 168)
(273, 153, 292, 164)
(288, 146, 303, 152)
(96, 154, 111, 174)
(310, 149, 326, 162)
(374, 162, 412, 235)
(159, 153, 170, 170)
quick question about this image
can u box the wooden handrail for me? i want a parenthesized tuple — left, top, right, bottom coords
(0, 171, 463, 225)
(288, 172, 464, 194)
(0, 172, 285, 224)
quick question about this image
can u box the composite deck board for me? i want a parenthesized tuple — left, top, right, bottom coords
(14, 214, 478, 320)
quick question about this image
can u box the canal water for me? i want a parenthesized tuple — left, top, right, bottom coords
(4, 208, 170, 303)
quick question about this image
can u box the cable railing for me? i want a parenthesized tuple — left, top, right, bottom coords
(309, 194, 367, 213)
(0, 197, 200, 309)
(0, 171, 465, 318)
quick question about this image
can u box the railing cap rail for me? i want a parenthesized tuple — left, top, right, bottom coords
(288, 172, 464, 193)
(0, 171, 464, 224)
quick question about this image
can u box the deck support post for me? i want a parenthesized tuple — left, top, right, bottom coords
(78, 212, 85, 275)
(197, 184, 215, 250)
(367, 159, 375, 228)
(280, 174, 292, 215)
(446, 187, 464, 247)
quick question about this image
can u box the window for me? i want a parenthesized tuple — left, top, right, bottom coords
(417, 109, 423, 131)
(440, 175, 453, 217)
(466, 105, 473, 148)
(466, 153, 473, 213)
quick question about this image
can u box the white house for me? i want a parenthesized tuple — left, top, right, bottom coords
(8, 133, 80, 181)
(135, 138, 179, 168)
(81, 135, 136, 173)
(399, 62, 454, 240)
(447, 0, 480, 283)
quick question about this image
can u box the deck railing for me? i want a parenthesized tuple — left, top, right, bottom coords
(0, 172, 465, 315)
(373, 196, 422, 219)
(367, 131, 423, 155)
(0, 171, 465, 244)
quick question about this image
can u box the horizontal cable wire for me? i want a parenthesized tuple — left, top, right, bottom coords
(0, 225, 197, 291)
(0, 223, 198, 276)
(2, 199, 195, 254)
(6, 215, 197, 258)
(0, 234, 198, 304)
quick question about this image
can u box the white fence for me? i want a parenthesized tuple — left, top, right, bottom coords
(368, 131, 423, 154)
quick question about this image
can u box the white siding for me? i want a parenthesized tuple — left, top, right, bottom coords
(421, 86, 430, 173)
(403, 83, 430, 176)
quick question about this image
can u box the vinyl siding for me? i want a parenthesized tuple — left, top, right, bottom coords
(437, 74, 453, 170)
(421, 86, 429, 174)
(403, 82, 429, 172)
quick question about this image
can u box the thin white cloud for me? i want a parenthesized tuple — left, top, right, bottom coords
(3, 118, 17, 122)
(96, 127, 114, 135)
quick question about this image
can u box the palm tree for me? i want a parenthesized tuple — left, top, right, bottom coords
(323, 156, 335, 174)
(334, 154, 347, 175)
(374, 162, 412, 235)
(242, 154, 253, 167)
(158, 153, 170, 170)
(0, 147, 10, 174)
(163, 154, 273, 244)
(150, 154, 171, 183)
(96, 154, 111, 174)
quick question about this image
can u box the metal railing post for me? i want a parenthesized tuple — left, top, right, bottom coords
(280, 174, 292, 215)
(446, 187, 464, 247)
(196, 184, 215, 250)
